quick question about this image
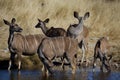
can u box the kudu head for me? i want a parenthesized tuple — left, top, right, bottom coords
(74, 11, 90, 24)
(3, 18, 23, 33)
(104, 53, 112, 71)
(35, 18, 49, 28)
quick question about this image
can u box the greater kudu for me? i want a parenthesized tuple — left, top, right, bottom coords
(3, 18, 45, 70)
(35, 18, 66, 37)
(67, 11, 90, 65)
(37, 37, 79, 75)
(93, 37, 112, 72)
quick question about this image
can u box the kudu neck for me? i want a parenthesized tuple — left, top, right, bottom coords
(8, 30, 14, 47)
(72, 19, 84, 35)
(41, 25, 49, 35)
(78, 19, 84, 29)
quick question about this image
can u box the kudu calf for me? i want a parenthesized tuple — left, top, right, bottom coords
(67, 11, 90, 64)
(93, 37, 112, 72)
(3, 18, 45, 70)
(37, 37, 79, 75)
(35, 18, 66, 37)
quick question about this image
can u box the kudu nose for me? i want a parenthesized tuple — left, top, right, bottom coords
(35, 24, 39, 28)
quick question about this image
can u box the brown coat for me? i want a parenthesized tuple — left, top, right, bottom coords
(10, 33, 45, 55)
(38, 37, 79, 74)
(93, 37, 112, 71)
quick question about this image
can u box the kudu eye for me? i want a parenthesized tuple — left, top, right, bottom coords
(40, 22, 44, 26)
(38, 23, 41, 26)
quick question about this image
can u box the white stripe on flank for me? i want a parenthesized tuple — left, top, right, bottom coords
(33, 35, 37, 48)
(68, 37, 71, 50)
(55, 37, 61, 54)
(24, 36, 29, 51)
(48, 39, 52, 52)
(62, 37, 65, 53)
(39, 46, 45, 59)
(50, 39, 56, 54)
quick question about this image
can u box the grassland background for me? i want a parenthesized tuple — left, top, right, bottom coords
(0, 0, 120, 67)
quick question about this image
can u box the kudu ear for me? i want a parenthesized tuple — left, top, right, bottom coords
(44, 18, 49, 23)
(38, 18, 41, 22)
(3, 19, 10, 25)
(83, 12, 90, 20)
(11, 18, 16, 24)
(74, 11, 79, 18)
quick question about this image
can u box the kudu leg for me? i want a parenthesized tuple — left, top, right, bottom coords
(60, 57, 64, 70)
(100, 58, 107, 71)
(8, 53, 16, 70)
(102, 56, 111, 71)
(38, 49, 53, 75)
(71, 57, 77, 74)
(40, 62, 50, 76)
(81, 40, 88, 66)
(98, 49, 105, 71)
(81, 42, 85, 64)
(66, 54, 76, 74)
(100, 60, 110, 72)
(99, 51, 111, 71)
(40, 57, 53, 75)
(61, 55, 66, 70)
(8, 61, 11, 70)
(93, 50, 99, 71)
(84, 39, 89, 66)
(93, 57, 97, 69)
(100, 60, 104, 71)
(17, 53, 22, 70)
(44, 60, 53, 75)
(43, 65, 50, 76)
(93, 56, 97, 72)
(42, 65, 45, 72)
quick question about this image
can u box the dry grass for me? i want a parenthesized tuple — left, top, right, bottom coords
(0, 0, 120, 62)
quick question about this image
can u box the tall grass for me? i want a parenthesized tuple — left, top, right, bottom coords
(0, 0, 120, 60)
